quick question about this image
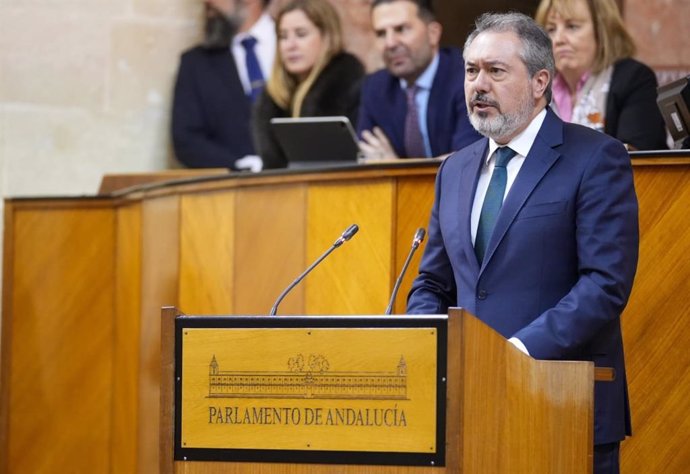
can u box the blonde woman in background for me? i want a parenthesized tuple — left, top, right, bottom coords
(535, 0, 667, 150)
(253, 0, 365, 168)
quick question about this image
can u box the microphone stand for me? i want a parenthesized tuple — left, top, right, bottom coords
(270, 224, 359, 316)
(385, 228, 425, 315)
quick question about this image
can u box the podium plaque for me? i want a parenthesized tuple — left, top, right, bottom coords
(174, 315, 447, 466)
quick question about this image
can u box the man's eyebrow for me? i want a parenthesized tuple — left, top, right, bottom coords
(373, 21, 407, 32)
(466, 59, 510, 68)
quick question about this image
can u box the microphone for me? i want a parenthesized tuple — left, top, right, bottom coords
(384, 227, 426, 315)
(269, 224, 359, 316)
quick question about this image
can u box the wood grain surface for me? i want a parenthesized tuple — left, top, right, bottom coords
(2, 157, 689, 473)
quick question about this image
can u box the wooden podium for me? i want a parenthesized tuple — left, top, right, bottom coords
(7, 154, 688, 473)
(160, 307, 597, 474)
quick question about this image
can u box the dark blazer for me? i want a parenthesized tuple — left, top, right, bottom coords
(605, 58, 668, 150)
(407, 108, 639, 445)
(357, 47, 480, 157)
(171, 46, 254, 169)
(252, 52, 365, 169)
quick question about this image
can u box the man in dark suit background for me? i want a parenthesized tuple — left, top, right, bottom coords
(407, 12, 638, 474)
(356, 0, 479, 160)
(172, 0, 275, 171)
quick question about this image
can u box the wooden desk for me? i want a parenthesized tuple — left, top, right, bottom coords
(1, 154, 689, 473)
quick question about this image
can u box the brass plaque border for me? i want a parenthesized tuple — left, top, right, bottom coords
(174, 315, 447, 467)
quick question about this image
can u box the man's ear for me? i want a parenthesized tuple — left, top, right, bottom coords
(428, 21, 442, 47)
(532, 69, 551, 100)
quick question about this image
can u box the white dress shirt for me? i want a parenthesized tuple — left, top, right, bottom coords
(470, 108, 548, 244)
(231, 13, 276, 171)
(232, 13, 276, 95)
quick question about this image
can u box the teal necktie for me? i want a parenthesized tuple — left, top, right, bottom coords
(475, 146, 517, 264)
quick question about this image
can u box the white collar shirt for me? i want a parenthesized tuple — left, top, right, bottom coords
(231, 13, 276, 95)
(470, 108, 548, 244)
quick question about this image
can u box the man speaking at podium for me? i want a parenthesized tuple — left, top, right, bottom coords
(406, 12, 638, 474)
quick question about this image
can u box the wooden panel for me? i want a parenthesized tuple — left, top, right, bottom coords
(306, 180, 395, 315)
(0, 202, 16, 472)
(620, 164, 690, 473)
(179, 191, 235, 314)
(393, 176, 436, 314)
(139, 196, 181, 473)
(112, 203, 143, 474)
(1, 203, 115, 473)
(503, 359, 592, 471)
(460, 311, 506, 473)
(160, 307, 182, 474)
(235, 185, 307, 315)
(459, 310, 591, 473)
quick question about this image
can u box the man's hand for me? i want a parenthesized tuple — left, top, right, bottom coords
(358, 127, 399, 161)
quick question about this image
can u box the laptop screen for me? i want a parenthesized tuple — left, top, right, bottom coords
(269, 116, 362, 168)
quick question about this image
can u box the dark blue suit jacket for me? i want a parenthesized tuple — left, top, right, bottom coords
(357, 47, 480, 157)
(407, 108, 639, 445)
(172, 46, 254, 169)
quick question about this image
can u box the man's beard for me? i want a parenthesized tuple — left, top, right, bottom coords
(203, 7, 242, 50)
(468, 88, 535, 141)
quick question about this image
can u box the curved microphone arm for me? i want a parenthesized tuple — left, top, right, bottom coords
(269, 224, 359, 316)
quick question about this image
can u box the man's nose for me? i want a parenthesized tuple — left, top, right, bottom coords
(473, 70, 491, 93)
(384, 30, 399, 48)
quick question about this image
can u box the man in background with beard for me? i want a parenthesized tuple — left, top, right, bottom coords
(172, 0, 274, 170)
(356, 0, 479, 160)
(407, 12, 638, 473)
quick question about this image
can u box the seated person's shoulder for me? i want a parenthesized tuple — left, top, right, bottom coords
(333, 52, 364, 70)
(180, 44, 229, 64)
(612, 57, 658, 86)
(439, 46, 463, 62)
(433, 47, 467, 93)
(361, 65, 396, 90)
(326, 52, 365, 81)
(562, 118, 629, 153)
(614, 57, 655, 75)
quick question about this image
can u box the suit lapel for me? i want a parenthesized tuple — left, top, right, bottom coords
(208, 49, 249, 104)
(457, 140, 488, 275)
(480, 110, 564, 271)
(426, 51, 448, 154)
(389, 80, 407, 155)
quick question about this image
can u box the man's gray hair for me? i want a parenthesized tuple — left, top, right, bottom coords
(463, 12, 555, 103)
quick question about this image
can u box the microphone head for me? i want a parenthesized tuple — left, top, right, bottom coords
(333, 224, 359, 247)
(412, 227, 426, 248)
(342, 224, 359, 241)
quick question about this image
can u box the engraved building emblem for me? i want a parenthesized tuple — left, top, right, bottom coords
(209, 354, 408, 400)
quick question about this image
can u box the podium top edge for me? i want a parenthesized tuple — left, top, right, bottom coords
(176, 314, 448, 321)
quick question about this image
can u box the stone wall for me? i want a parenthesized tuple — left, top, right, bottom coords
(625, 0, 690, 85)
(1, 0, 687, 199)
(0, 0, 201, 198)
